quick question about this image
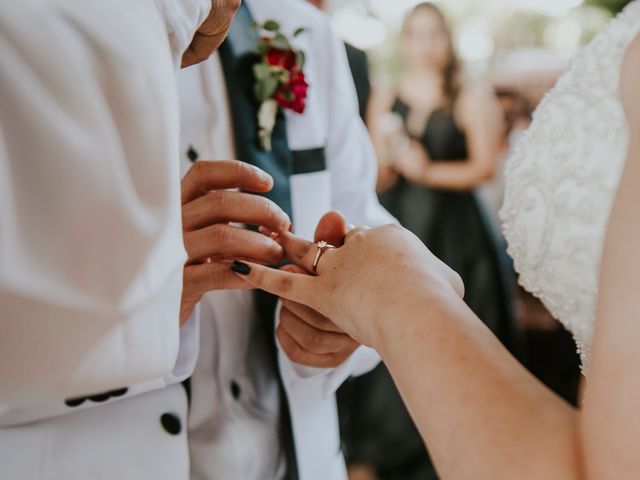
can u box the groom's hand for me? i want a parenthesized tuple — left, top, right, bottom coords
(180, 160, 291, 325)
(181, 0, 241, 68)
(276, 211, 359, 368)
(277, 265, 359, 368)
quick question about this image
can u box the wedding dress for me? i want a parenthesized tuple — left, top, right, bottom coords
(500, 1, 640, 370)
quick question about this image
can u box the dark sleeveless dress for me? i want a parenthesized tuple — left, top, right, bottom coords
(380, 99, 516, 339)
(338, 100, 519, 480)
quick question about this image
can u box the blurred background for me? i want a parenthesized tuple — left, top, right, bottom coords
(306, 1, 635, 479)
(328, 0, 627, 76)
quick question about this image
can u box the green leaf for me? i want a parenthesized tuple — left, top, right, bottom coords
(253, 40, 270, 56)
(274, 68, 290, 82)
(293, 27, 307, 37)
(283, 89, 295, 102)
(263, 20, 281, 32)
(296, 50, 306, 70)
(269, 33, 291, 51)
(254, 76, 279, 102)
(253, 63, 272, 80)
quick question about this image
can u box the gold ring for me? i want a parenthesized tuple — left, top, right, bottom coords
(312, 241, 335, 274)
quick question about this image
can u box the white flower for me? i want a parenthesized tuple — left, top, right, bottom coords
(257, 99, 278, 151)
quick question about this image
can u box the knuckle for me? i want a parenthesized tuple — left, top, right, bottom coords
(206, 265, 226, 289)
(205, 188, 223, 202)
(205, 190, 225, 209)
(286, 343, 306, 364)
(279, 308, 295, 329)
(350, 230, 367, 243)
(183, 265, 197, 286)
(267, 241, 284, 263)
(296, 242, 313, 263)
(317, 317, 335, 331)
(307, 333, 327, 352)
(191, 158, 204, 175)
(250, 266, 264, 284)
(210, 224, 230, 246)
(190, 161, 208, 193)
(231, 160, 249, 181)
(277, 275, 294, 293)
(262, 198, 278, 223)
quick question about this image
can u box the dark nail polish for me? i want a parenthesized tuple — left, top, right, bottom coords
(231, 261, 251, 275)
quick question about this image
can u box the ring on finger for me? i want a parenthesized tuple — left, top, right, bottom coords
(312, 240, 336, 275)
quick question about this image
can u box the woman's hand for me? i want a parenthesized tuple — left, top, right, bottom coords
(392, 140, 431, 184)
(274, 213, 360, 368)
(231, 220, 464, 350)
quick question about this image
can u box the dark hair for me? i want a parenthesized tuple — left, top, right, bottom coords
(403, 2, 461, 107)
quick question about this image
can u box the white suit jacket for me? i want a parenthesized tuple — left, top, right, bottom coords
(178, 1, 396, 479)
(0, 1, 210, 479)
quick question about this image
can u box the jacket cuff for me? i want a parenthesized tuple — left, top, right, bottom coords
(275, 301, 381, 397)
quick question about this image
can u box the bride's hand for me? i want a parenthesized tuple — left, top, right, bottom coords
(231, 220, 464, 349)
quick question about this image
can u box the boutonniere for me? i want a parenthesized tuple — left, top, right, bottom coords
(252, 20, 308, 151)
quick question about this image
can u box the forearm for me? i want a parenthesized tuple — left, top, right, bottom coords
(419, 160, 494, 191)
(377, 289, 581, 479)
(376, 163, 399, 193)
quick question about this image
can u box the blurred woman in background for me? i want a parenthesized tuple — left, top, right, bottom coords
(339, 4, 520, 479)
(371, 2, 514, 336)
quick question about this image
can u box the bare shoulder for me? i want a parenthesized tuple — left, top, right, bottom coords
(621, 33, 640, 124)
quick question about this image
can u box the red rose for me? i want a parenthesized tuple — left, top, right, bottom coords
(273, 70, 308, 114)
(289, 71, 309, 113)
(266, 47, 297, 71)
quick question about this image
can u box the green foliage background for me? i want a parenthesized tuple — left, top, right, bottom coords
(586, 0, 633, 14)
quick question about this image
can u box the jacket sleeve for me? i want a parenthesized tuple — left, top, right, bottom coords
(154, 0, 212, 68)
(0, 0, 190, 406)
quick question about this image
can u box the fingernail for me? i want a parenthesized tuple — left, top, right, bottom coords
(231, 261, 251, 275)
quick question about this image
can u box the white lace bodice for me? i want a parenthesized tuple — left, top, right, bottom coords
(500, 1, 640, 370)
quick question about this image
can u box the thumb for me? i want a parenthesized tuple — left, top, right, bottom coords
(314, 211, 347, 246)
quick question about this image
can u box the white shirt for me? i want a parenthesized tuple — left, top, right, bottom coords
(0, 0, 209, 413)
(178, 1, 396, 479)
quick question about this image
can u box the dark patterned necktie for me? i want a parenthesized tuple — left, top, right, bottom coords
(217, 4, 299, 479)
(217, 2, 294, 218)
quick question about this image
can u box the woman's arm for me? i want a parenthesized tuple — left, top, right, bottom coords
(396, 86, 504, 191)
(581, 34, 640, 479)
(367, 86, 401, 193)
(237, 224, 581, 479)
(376, 285, 581, 479)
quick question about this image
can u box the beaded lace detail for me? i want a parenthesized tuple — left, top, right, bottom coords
(500, 1, 640, 370)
